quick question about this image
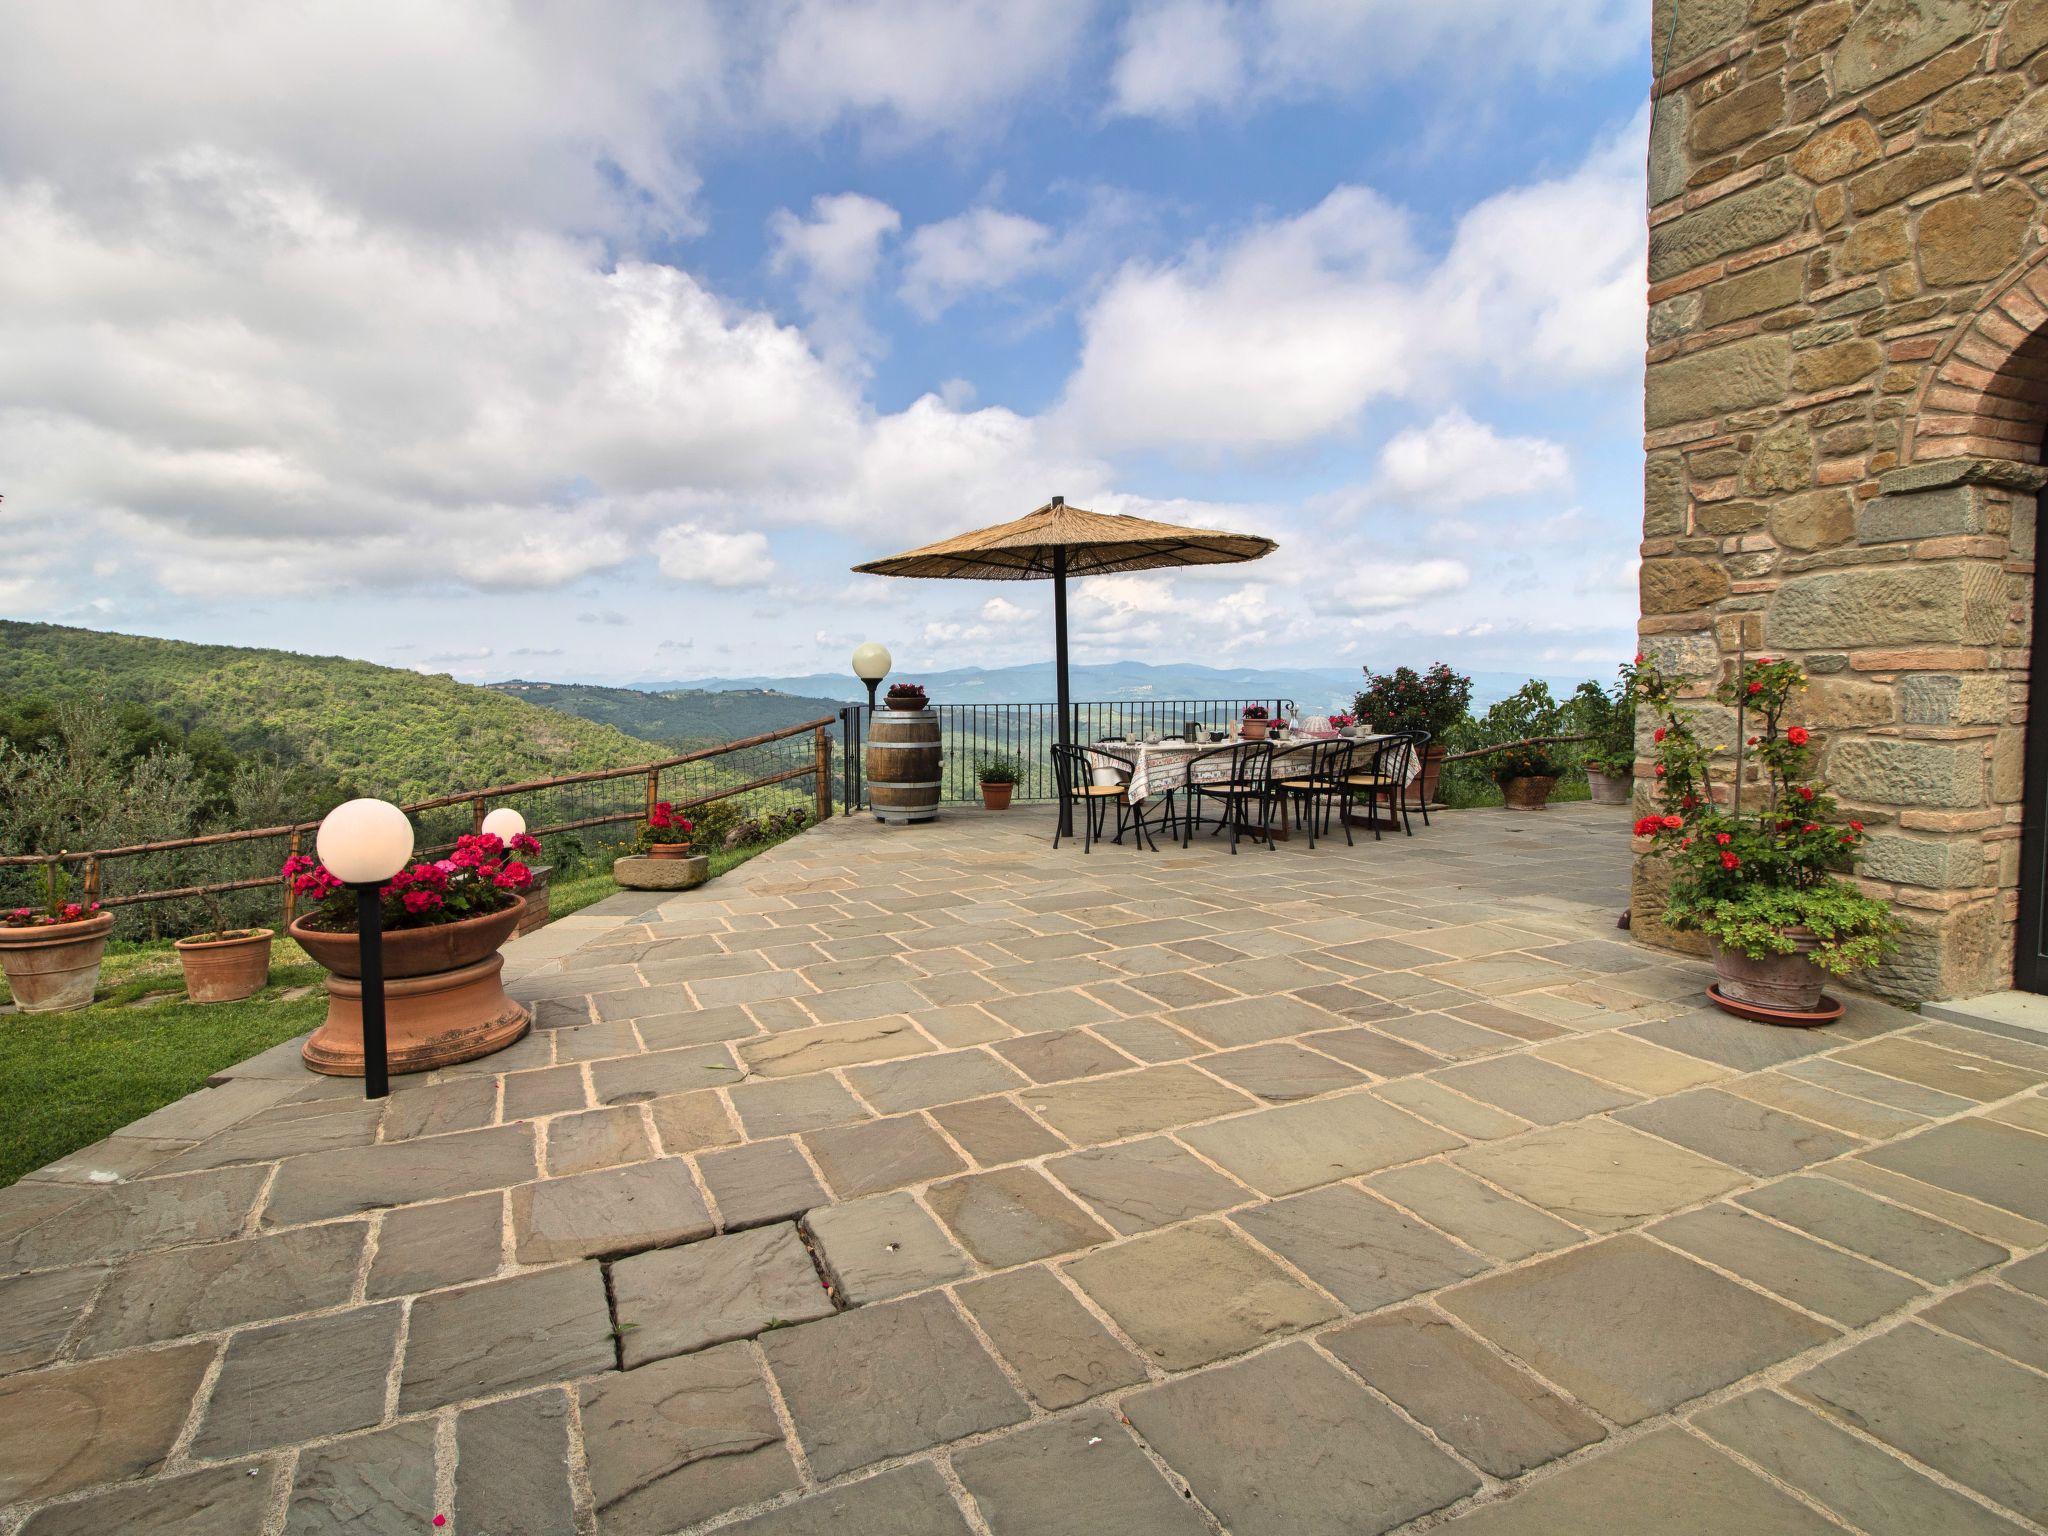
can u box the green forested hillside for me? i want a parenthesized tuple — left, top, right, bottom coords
(489, 680, 844, 748)
(0, 622, 665, 801)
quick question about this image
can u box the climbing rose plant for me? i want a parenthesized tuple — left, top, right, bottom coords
(284, 830, 538, 932)
(1632, 654, 1896, 975)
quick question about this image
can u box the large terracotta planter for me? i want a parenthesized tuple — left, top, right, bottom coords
(1417, 743, 1447, 806)
(980, 781, 1014, 810)
(174, 928, 274, 1004)
(0, 911, 114, 1013)
(1711, 932, 1827, 1016)
(1586, 767, 1634, 805)
(289, 899, 524, 979)
(1499, 775, 1558, 811)
(292, 899, 529, 1077)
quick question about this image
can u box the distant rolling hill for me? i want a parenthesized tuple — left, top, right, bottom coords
(486, 681, 847, 749)
(655, 661, 1598, 716)
(0, 621, 667, 802)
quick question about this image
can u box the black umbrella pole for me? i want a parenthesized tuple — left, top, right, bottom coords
(1054, 552, 1073, 837)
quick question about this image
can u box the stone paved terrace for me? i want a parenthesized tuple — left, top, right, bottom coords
(3, 803, 2048, 1535)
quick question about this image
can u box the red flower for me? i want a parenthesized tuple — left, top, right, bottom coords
(401, 890, 442, 915)
(1653, 763, 1667, 777)
(1747, 681, 1763, 695)
(1633, 816, 1661, 836)
(1714, 832, 1732, 846)
(1720, 851, 1741, 869)
(1848, 819, 1864, 832)
(1747, 737, 1758, 746)
(1802, 823, 1818, 833)
(1660, 814, 1682, 829)
(1634, 652, 1644, 664)
(1796, 785, 1814, 801)
(1786, 726, 1809, 746)
(1652, 726, 1666, 743)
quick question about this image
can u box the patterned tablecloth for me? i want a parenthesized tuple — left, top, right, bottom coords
(1083, 734, 1412, 803)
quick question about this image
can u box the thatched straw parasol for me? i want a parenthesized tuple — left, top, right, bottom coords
(852, 497, 1278, 812)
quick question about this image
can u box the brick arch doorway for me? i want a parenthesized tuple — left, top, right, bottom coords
(1887, 258, 2048, 995)
(1930, 260, 2048, 991)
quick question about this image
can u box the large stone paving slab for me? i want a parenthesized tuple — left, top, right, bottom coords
(1789, 1323, 2048, 1522)
(455, 1390, 579, 1536)
(16, 1463, 280, 1536)
(955, 1265, 1147, 1408)
(1124, 1342, 1480, 1536)
(955, 1410, 1210, 1535)
(1456, 1119, 1744, 1232)
(1047, 1136, 1248, 1234)
(1065, 1219, 1338, 1369)
(760, 1293, 1028, 1480)
(263, 1124, 535, 1226)
(1, 1165, 268, 1270)
(1323, 1307, 1604, 1477)
(612, 1223, 834, 1366)
(1859, 1117, 2048, 1223)
(1649, 1204, 1924, 1326)
(1234, 1184, 1488, 1310)
(511, 1157, 713, 1261)
(1179, 1091, 1460, 1195)
(192, 1301, 400, 1457)
(1443, 1234, 1836, 1424)
(1694, 1388, 2029, 1536)
(1437, 1426, 1840, 1534)
(720, 1465, 975, 1536)
(1024, 1063, 1255, 1142)
(398, 1261, 614, 1411)
(581, 1343, 799, 1531)
(1615, 1086, 1863, 1175)
(1736, 1174, 2008, 1282)
(925, 1166, 1111, 1265)
(77, 1220, 365, 1354)
(0, 1342, 213, 1503)
(802, 1191, 971, 1303)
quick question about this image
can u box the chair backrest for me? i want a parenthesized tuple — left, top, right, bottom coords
(1272, 738, 1351, 784)
(1186, 739, 1272, 785)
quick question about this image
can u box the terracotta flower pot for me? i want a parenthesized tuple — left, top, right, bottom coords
(174, 928, 274, 1004)
(1417, 742, 1447, 805)
(0, 911, 115, 1013)
(980, 781, 1014, 810)
(293, 898, 528, 1077)
(1500, 775, 1558, 811)
(288, 898, 524, 980)
(1586, 767, 1634, 805)
(1711, 932, 1827, 1016)
(646, 842, 696, 860)
(1241, 718, 1269, 740)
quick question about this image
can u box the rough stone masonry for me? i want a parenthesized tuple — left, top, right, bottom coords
(1639, 0, 2048, 1000)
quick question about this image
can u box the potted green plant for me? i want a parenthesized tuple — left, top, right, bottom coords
(283, 828, 538, 1074)
(1240, 704, 1270, 740)
(1355, 663, 1472, 804)
(1490, 743, 1561, 810)
(977, 753, 1021, 810)
(1633, 655, 1896, 1021)
(1572, 669, 1637, 805)
(0, 865, 112, 1013)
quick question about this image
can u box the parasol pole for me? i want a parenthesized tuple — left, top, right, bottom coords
(1053, 542, 1073, 836)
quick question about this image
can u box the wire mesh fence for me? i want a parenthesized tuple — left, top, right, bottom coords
(0, 718, 839, 941)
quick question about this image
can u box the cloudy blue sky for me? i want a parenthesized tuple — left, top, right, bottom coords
(0, 0, 1651, 688)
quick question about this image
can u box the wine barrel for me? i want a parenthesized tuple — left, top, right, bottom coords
(867, 707, 941, 824)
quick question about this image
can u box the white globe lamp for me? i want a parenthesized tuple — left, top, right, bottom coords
(316, 798, 415, 885)
(851, 642, 892, 710)
(480, 807, 527, 843)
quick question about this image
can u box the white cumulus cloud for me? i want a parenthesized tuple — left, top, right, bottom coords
(1376, 411, 1570, 507)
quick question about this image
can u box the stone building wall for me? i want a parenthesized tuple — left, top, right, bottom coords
(1639, 0, 2048, 1000)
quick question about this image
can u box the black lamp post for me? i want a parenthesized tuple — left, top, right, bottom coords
(315, 797, 415, 1102)
(852, 641, 891, 711)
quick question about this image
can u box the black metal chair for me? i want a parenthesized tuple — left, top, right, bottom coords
(1271, 738, 1356, 848)
(1051, 744, 1166, 852)
(1181, 740, 1274, 854)
(1343, 733, 1422, 838)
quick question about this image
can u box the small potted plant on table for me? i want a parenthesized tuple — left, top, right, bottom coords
(0, 867, 112, 1013)
(1240, 704, 1270, 740)
(977, 754, 1021, 810)
(1633, 654, 1896, 1022)
(285, 829, 539, 1074)
(1491, 744, 1560, 810)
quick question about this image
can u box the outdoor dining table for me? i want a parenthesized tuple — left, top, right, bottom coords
(1081, 733, 1413, 841)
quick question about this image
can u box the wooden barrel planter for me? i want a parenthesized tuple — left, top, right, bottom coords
(867, 707, 941, 824)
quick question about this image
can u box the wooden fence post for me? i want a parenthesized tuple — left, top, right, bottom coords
(80, 855, 99, 905)
(646, 768, 660, 825)
(471, 796, 486, 834)
(814, 725, 832, 821)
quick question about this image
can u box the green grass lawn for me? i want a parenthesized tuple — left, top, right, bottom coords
(0, 829, 809, 1187)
